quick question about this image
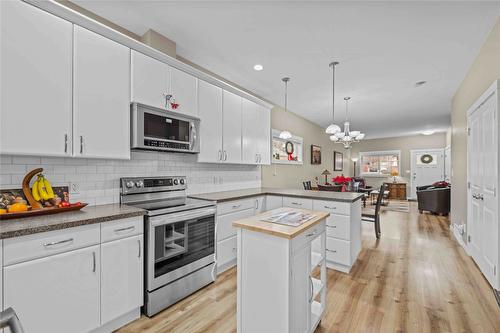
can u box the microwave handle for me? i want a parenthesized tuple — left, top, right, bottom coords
(190, 122, 197, 150)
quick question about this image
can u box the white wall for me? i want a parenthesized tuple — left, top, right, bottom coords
(0, 152, 260, 206)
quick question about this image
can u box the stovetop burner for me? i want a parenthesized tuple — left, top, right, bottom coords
(119, 176, 215, 216)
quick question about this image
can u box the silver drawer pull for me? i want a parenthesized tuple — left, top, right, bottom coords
(92, 251, 96, 272)
(43, 238, 74, 248)
(114, 226, 135, 234)
(330, 225, 337, 228)
(305, 230, 317, 237)
(138, 239, 141, 258)
(291, 202, 302, 205)
(327, 249, 337, 253)
(232, 204, 241, 209)
(324, 206, 336, 209)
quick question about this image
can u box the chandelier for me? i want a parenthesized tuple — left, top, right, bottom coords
(279, 77, 292, 139)
(330, 97, 365, 149)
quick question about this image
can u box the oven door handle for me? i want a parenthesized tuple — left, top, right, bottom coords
(150, 207, 216, 227)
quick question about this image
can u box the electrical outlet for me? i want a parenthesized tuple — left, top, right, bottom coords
(70, 182, 80, 194)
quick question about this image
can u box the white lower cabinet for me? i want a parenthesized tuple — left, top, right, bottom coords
(266, 195, 283, 210)
(283, 196, 313, 210)
(4, 245, 101, 333)
(1, 217, 144, 333)
(254, 195, 266, 214)
(101, 234, 143, 325)
(217, 236, 237, 272)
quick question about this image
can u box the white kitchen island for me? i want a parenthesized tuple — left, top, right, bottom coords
(233, 208, 329, 333)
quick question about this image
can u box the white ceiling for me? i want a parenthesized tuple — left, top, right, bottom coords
(75, 0, 500, 139)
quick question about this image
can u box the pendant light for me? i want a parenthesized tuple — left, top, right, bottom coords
(279, 77, 292, 139)
(326, 61, 341, 135)
(331, 97, 365, 149)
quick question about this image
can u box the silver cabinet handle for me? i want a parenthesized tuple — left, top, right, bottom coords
(225, 151, 228, 161)
(80, 135, 84, 154)
(64, 134, 68, 153)
(218, 150, 222, 161)
(232, 204, 241, 209)
(327, 249, 337, 253)
(309, 276, 314, 303)
(305, 230, 317, 237)
(291, 202, 302, 206)
(92, 251, 96, 272)
(138, 239, 141, 258)
(324, 205, 336, 210)
(114, 226, 135, 234)
(330, 225, 337, 229)
(43, 238, 74, 248)
(255, 154, 258, 163)
(255, 199, 259, 210)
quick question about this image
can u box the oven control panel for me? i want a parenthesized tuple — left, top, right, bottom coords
(120, 176, 187, 194)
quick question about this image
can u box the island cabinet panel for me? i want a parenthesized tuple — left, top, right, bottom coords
(0, 0, 72, 157)
(73, 25, 131, 160)
(4, 245, 101, 333)
(216, 198, 256, 274)
(266, 195, 283, 210)
(283, 196, 313, 210)
(312, 199, 362, 273)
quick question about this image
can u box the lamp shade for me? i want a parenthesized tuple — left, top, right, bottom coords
(321, 169, 331, 176)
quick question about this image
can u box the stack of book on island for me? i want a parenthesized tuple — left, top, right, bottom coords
(261, 211, 315, 227)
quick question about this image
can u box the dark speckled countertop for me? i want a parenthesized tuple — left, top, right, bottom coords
(189, 187, 364, 203)
(0, 204, 146, 239)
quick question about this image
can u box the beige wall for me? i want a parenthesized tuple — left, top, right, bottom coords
(349, 133, 447, 191)
(451, 17, 500, 242)
(261, 107, 350, 188)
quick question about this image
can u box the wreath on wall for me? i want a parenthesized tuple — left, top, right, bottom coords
(285, 141, 294, 161)
(420, 154, 433, 164)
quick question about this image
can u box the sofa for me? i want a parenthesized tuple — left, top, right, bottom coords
(416, 185, 450, 215)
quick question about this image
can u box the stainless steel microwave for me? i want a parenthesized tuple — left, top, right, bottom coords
(131, 103, 200, 153)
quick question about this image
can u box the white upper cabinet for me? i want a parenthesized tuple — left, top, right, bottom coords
(198, 80, 223, 163)
(170, 66, 198, 116)
(131, 50, 170, 109)
(73, 26, 130, 159)
(0, 0, 72, 157)
(222, 90, 242, 163)
(242, 99, 260, 164)
(257, 105, 271, 165)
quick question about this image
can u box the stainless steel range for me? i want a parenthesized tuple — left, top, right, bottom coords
(120, 176, 216, 317)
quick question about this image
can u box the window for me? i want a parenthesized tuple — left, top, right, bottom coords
(271, 129, 303, 164)
(359, 150, 400, 177)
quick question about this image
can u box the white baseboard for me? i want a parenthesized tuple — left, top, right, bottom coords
(90, 308, 141, 333)
(217, 259, 237, 276)
(451, 223, 468, 254)
(326, 261, 351, 273)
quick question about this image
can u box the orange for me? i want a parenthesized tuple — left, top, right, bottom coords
(0, 209, 7, 214)
(8, 203, 28, 213)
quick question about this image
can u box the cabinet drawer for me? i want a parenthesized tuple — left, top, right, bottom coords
(217, 208, 254, 242)
(217, 198, 255, 215)
(283, 196, 313, 210)
(3, 223, 100, 266)
(265, 195, 283, 210)
(326, 237, 350, 266)
(291, 220, 326, 254)
(325, 214, 350, 240)
(313, 199, 350, 216)
(217, 235, 237, 268)
(101, 217, 143, 243)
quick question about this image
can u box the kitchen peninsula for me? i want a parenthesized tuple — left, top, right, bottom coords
(233, 207, 329, 333)
(190, 188, 363, 273)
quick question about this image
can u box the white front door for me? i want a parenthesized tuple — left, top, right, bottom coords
(410, 148, 445, 199)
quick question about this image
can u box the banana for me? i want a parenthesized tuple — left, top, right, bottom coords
(31, 178, 41, 201)
(37, 175, 51, 201)
(43, 176, 54, 199)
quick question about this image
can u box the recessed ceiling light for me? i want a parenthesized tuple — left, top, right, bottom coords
(415, 80, 427, 87)
(253, 64, 263, 71)
(421, 130, 435, 135)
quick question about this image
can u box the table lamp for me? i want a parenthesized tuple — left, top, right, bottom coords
(321, 169, 331, 185)
(391, 170, 399, 183)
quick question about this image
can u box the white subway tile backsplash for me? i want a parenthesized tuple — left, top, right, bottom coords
(0, 152, 261, 206)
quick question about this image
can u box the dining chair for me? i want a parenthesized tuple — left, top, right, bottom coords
(302, 181, 312, 190)
(362, 184, 386, 239)
(0, 308, 24, 333)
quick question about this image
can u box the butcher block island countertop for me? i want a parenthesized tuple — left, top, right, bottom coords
(234, 207, 328, 333)
(233, 207, 329, 239)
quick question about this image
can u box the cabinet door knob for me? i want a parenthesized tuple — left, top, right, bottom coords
(80, 136, 84, 154)
(64, 134, 68, 153)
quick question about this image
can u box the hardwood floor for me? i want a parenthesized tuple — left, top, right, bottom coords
(117, 203, 500, 333)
